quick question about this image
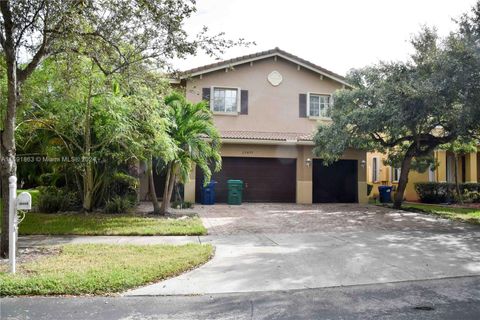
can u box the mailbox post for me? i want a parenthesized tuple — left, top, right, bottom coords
(8, 176, 32, 274)
(9, 176, 17, 274)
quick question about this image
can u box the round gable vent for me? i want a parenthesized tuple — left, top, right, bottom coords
(267, 70, 283, 86)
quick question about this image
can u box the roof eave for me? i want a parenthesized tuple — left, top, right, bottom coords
(221, 138, 313, 145)
(178, 51, 352, 88)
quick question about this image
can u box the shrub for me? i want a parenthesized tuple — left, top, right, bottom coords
(111, 172, 140, 196)
(463, 190, 480, 203)
(37, 172, 64, 187)
(462, 183, 480, 193)
(107, 172, 139, 201)
(37, 186, 81, 213)
(104, 196, 134, 214)
(414, 182, 455, 203)
(415, 182, 480, 204)
(171, 201, 193, 209)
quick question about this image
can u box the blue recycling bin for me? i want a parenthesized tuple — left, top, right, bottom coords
(201, 180, 217, 205)
(378, 185, 393, 203)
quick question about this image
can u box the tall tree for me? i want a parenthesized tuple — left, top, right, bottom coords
(0, 0, 250, 257)
(157, 93, 221, 215)
(313, 26, 480, 209)
(21, 55, 170, 210)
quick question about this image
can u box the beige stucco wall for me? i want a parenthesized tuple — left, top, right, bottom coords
(185, 57, 343, 134)
(183, 142, 368, 204)
(182, 56, 368, 204)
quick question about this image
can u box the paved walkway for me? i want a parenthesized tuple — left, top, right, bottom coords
(19, 235, 200, 247)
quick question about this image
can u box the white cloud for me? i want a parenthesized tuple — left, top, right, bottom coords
(173, 0, 478, 75)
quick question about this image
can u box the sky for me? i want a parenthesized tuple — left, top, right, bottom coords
(173, 0, 479, 75)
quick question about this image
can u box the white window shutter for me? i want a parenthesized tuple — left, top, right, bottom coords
(376, 158, 381, 182)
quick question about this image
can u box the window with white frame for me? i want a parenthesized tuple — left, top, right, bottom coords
(372, 157, 380, 182)
(392, 167, 401, 182)
(428, 165, 436, 182)
(212, 87, 239, 113)
(308, 93, 331, 118)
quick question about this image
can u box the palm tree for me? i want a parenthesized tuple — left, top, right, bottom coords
(157, 92, 221, 215)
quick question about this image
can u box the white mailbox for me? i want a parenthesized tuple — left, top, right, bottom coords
(16, 192, 32, 210)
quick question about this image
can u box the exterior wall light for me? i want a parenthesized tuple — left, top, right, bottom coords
(305, 158, 312, 167)
(361, 160, 366, 168)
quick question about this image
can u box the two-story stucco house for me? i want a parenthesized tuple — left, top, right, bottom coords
(141, 48, 369, 204)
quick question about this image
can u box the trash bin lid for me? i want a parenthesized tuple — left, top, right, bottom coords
(378, 186, 393, 191)
(227, 179, 243, 185)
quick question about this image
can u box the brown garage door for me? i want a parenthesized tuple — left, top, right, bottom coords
(313, 159, 358, 203)
(196, 157, 296, 203)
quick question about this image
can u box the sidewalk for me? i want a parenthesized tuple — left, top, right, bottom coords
(18, 235, 202, 247)
(18, 233, 278, 247)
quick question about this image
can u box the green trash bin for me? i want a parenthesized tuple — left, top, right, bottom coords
(227, 179, 243, 205)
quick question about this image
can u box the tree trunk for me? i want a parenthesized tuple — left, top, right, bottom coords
(159, 162, 176, 215)
(393, 148, 415, 209)
(0, 49, 18, 258)
(82, 73, 94, 212)
(165, 167, 176, 212)
(83, 161, 94, 212)
(147, 157, 161, 214)
(158, 162, 172, 215)
(454, 154, 463, 204)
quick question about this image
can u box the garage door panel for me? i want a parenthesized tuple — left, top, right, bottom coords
(196, 157, 296, 203)
(313, 159, 357, 203)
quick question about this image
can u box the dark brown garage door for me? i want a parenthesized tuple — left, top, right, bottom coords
(313, 159, 357, 203)
(196, 157, 296, 203)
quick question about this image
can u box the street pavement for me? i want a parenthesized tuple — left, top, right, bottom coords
(2, 275, 480, 319)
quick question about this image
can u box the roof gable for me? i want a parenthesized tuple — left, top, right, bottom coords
(181, 47, 351, 87)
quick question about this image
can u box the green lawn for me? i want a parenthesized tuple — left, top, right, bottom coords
(0, 188, 207, 235)
(0, 243, 213, 296)
(17, 213, 207, 236)
(400, 202, 480, 225)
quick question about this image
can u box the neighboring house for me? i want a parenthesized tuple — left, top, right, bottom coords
(367, 150, 479, 201)
(140, 47, 369, 204)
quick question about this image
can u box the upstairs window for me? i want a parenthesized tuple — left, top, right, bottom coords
(308, 93, 331, 118)
(212, 87, 240, 113)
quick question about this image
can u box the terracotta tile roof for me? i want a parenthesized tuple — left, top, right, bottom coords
(220, 130, 314, 142)
(181, 47, 350, 86)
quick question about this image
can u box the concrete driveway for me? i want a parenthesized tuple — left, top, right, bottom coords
(125, 203, 480, 296)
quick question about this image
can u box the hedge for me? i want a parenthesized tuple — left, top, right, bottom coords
(415, 182, 480, 203)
